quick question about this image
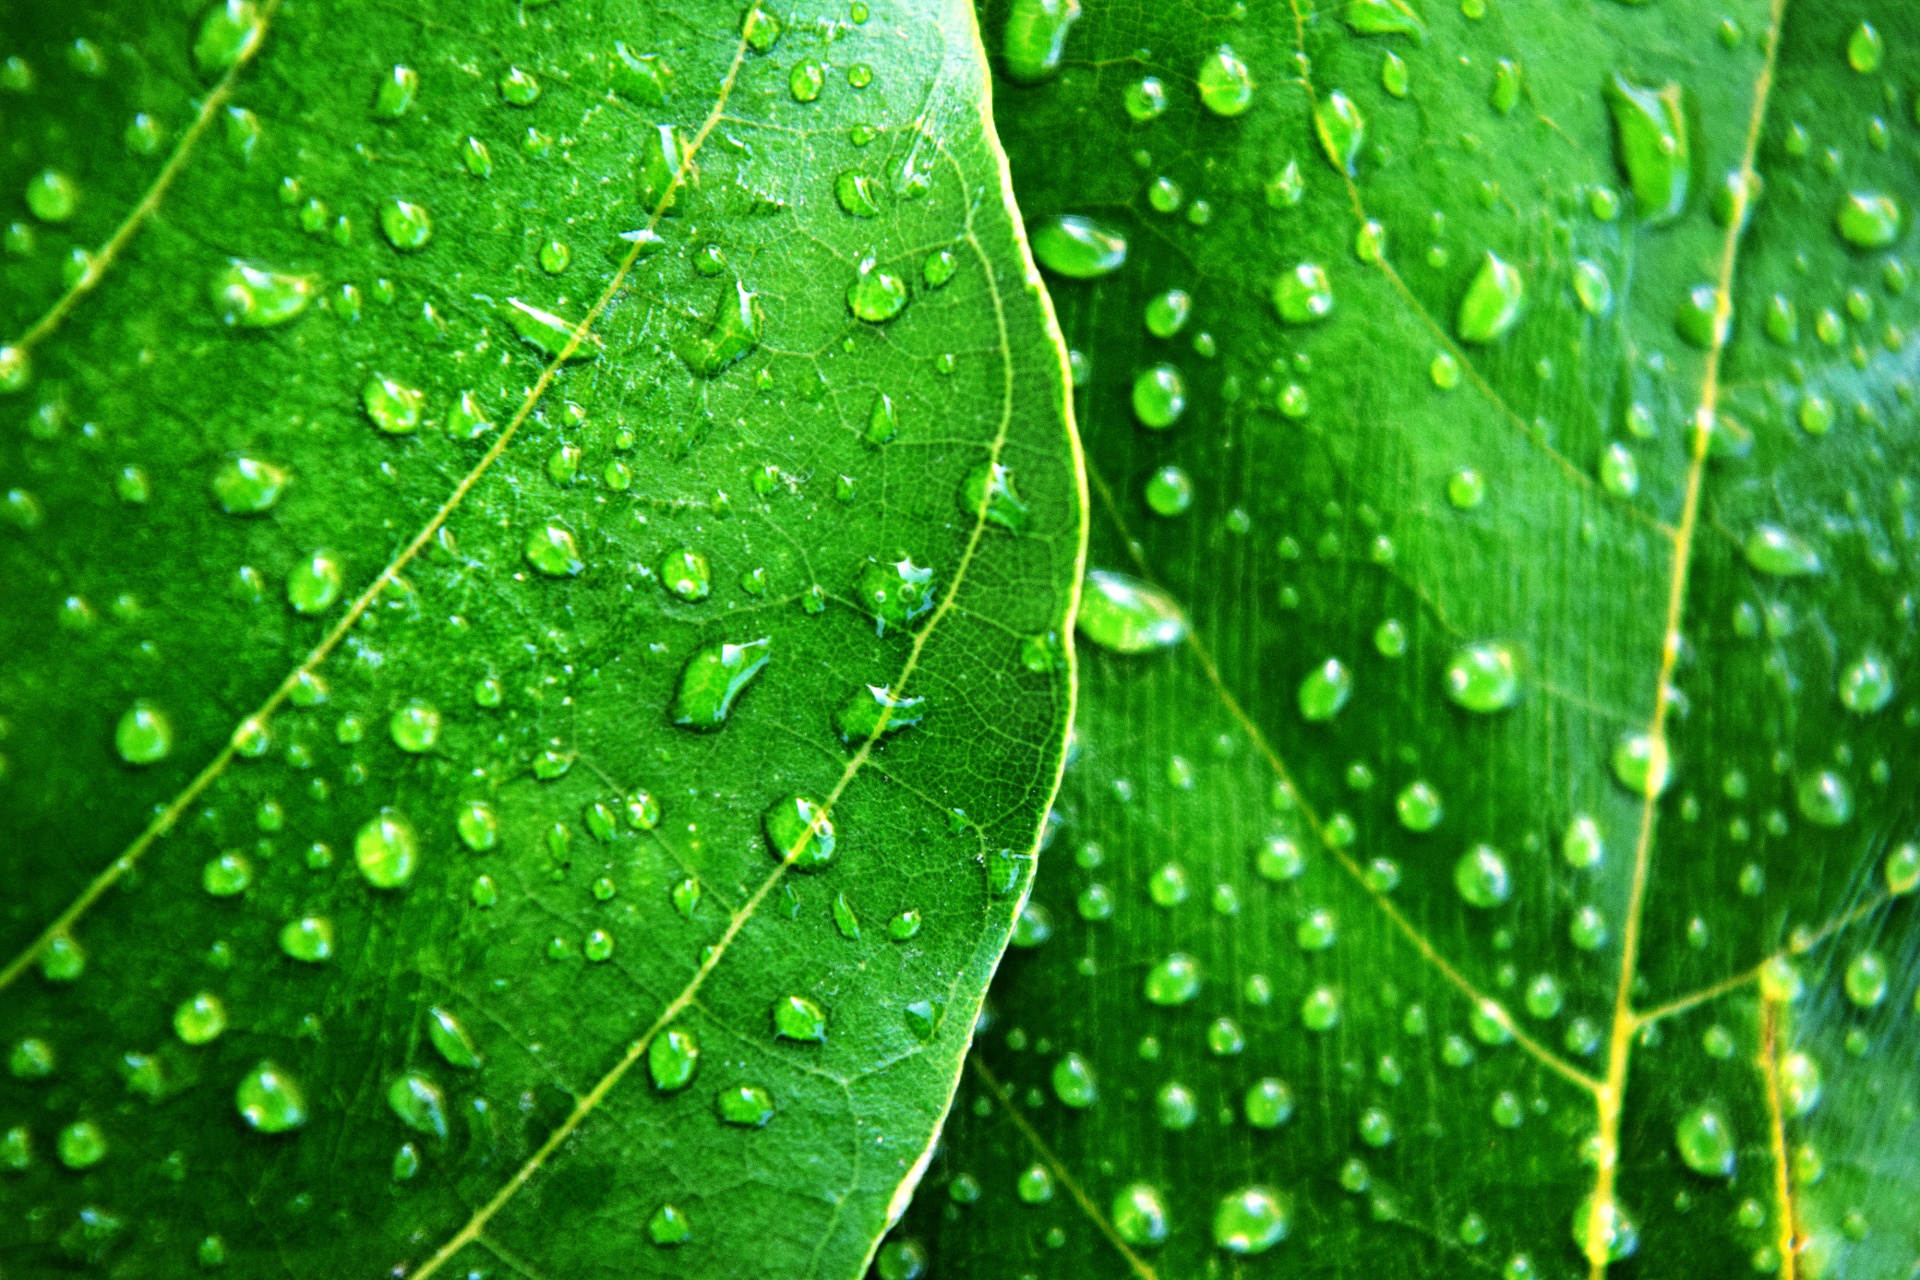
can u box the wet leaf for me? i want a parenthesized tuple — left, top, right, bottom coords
(0, 1, 1080, 1276)
(906, 1, 1920, 1277)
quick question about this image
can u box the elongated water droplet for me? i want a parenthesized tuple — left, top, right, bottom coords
(1604, 73, 1688, 223)
(504, 297, 602, 362)
(1836, 191, 1901, 248)
(1077, 570, 1185, 653)
(1743, 525, 1821, 576)
(1030, 214, 1127, 279)
(1314, 91, 1365, 174)
(1457, 252, 1525, 342)
(212, 261, 314, 328)
(1342, 0, 1427, 39)
(671, 637, 771, 729)
(1002, 0, 1081, 82)
(426, 1007, 482, 1069)
(717, 1084, 775, 1126)
(834, 684, 926, 745)
(388, 1073, 447, 1138)
(1297, 658, 1352, 721)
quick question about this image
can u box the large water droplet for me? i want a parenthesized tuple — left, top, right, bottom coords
(1836, 191, 1901, 248)
(855, 557, 936, 634)
(1051, 1052, 1098, 1106)
(1213, 1186, 1289, 1254)
(772, 995, 827, 1043)
(763, 794, 835, 869)
(363, 374, 424, 435)
(1273, 262, 1335, 324)
(525, 521, 584, 577)
(1838, 653, 1894, 714)
(648, 1028, 700, 1091)
(1444, 641, 1518, 711)
(1144, 953, 1201, 1005)
(1197, 47, 1255, 116)
(1131, 364, 1187, 427)
(355, 808, 419, 888)
(1077, 571, 1185, 652)
(1002, 0, 1081, 82)
(678, 279, 761, 376)
(1112, 1183, 1169, 1246)
(1314, 91, 1365, 174)
(115, 700, 173, 765)
(716, 1084, 775, 1126)
(212, 261, 314, 327)
(1604, 73, 1688, 224)
(193, 0, 264, 76)
(1454, 845, 1511, 907)
(960, 461, 1031, 532)
(1031, 214, 1127, 280)
(671, 637, 770, 729)
(847, 256, 908, 322)
(834, 684, 925, 745)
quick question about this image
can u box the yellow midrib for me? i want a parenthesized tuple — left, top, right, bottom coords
(1585, 0, 1791, 1273)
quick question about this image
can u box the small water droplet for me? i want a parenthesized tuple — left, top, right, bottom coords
(236, 1061, 307, 1132)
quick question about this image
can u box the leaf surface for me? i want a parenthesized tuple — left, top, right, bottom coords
(0, 1, 1082, 1276)
(905, 1, 1920, 1277)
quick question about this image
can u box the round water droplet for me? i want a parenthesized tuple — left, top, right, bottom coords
(717, 1084, 775, 1126)
(1795, 770, 1852, 826)
(1675, 1106, 1734, 1176)
(236, 1061, 307, 1133)
(763, 794, 836, 869)
(1213, 1186, 1288, 1254)
(279, 915, 334, 963)
(773, 995, 828, 1042)
(115, 700, 173, 765)
(378, 198, 432, 251)
(1838, 652, 1894, 713)
(363, 374, 425, 434)
(1845, 951, 1888, 1008)
(389, 700, 440, 753)
(1144, 465, 1193, 516)
(211, 455, 287, 513)
(1883, 842, 1920, 895)
(1611, 732, 1670, 797)
(1112, 1183, 1168, 1245)
(1444, 641, 1518, 712)
(1563, 814, 1603, 868)
(525, 521, 584, 577)
(1131, 364, 1187, 428)
(1395, 781, 1442, 831)
(1244, 1077, 1293, 1128)
(355, 808, 419, 887)
(1125, 77, 1168, 121)
(1779, 1051, 1821, 1115)
(1196, 46, 1255, 116)
(203, 852, 252, 897)
(648, 1028, 700, 1091)
(1570, 1195, 1637, 1262)
(25, 170, 79, 223)
(1273, 263, 1334, 324)
(1002, 0, 1082, 83)
(1143, 953, 1201, 1005)
(1454, 845, 1511, 907)
(174, 993, 227, 1044)
(1051, 1052, 1097, 1106)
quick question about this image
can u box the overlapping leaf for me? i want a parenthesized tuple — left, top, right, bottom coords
(903, 1, 1920, 1277)
(0, 0, 1081, 1275)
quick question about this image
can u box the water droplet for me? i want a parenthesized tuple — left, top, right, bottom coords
(504, 297, 603, 362)
(1213, 1186, 1288, 1254)
(210, 260, 315, 328)
(424, 1006, 482, 1070)
(1454, 845, 1511, 907)
(1144, 953, 1201, 1005)
(355, 809, 419, 888)
(1573, 259, 1613, 315)
(835, 170, 882, 218)
(649, 1027, 700, 1091)
(1297, 658, 1352, 721)
(833, 684, 926, 746)
(1779, 1051, 1821, 1115)
(1314, 91, 1365, 174)
(1017, 1162, 1056, 1203)
(1143, 465, 1194, 518)
(362, 374, 424, 435)
(1795, 770, 1852, 826)
(279, 915, 334, 963)
(1836, 190, 1901, 248)
(677, 278, 761, 376)
(377, 197, 432, 252)
(1571, 1196, 1637, 1262)
(1125, 76, 1168, 121)
(1265, 160, 1305, 208)
(1256, 835, 1304, 881)
(1611, 732, 1670, 797)
(1603, 72, 1688, 224)
(498, 64, 541, 104)
(56, 1120, 107, 1169)
(193, 0, 264, 74)
(1883, 843, 1919, 895)
(1600, 442, 1639, 496)
(1273, 262, 1335, 324)
(388, 1073, 447, 1138)
(1381, 51, 1409, 98)
(717, 1084, 775, 1126)
(521, 521, 583, 578)
(960, 461, 1031, 533)
(1112, 1183, 1169, 1246)
(1562, 814, 1604, 868)
(1743, 525, 1821, 576)
(1844, 950, 1888, 1007)
(1847, 21, 1883, 73)
(1301, 986, 1340, 1030)
(1675, 283, 1729, 348)
(115, 700, 173, 765)
(773, 995, 827, 1043)
(648, 1203, 692, 1246)
(1395, 781, 1442, 831)
(1003, 0, 1082, 82)
(665, 636, 771, 730)
(173, 993, 227, 1045)
(611, 44, 674, 104)
(1445, 641, 1518, 711)
(1077, 570, 1184, 652)
(1131, 364, 1187, 427)
(203, 852, 252, 897)
(1569, 905, 1610, 951)
(1490, 58, 1522, 113)
(1051, 1052, 1098, 1106)
(1030, 214, 1127, 279)
(1344, 0, 1427, 37)
(852, 556, 934, 633)
(1197, 46, 1255, 116)
(1144, 289, 1192, 338)
(1457, 252, 1525, 343)
(389, 701, 440, 754)
(236, 1061, 307, 1132)
(763, 794, 835, 869)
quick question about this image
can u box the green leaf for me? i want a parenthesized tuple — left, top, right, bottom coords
(0, 1, 1082, 1276)
(906, 0, 1920, 1276)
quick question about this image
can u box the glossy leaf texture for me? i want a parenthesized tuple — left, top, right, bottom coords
(0, 0, 1083, 1276)
(904, 1, 1920, 1278)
